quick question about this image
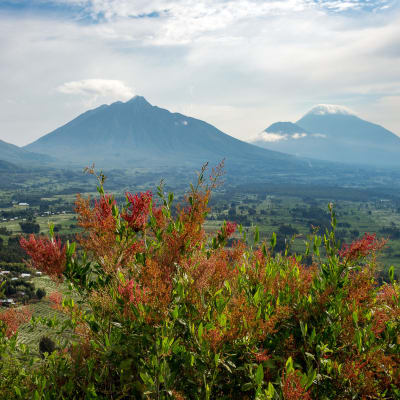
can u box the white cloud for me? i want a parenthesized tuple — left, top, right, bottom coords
(306, 104, 356, 116)
(312, 133, 327, 138)
(58, 79, 134, 100)
(252, 132, 288, 143)
(292, 133, 307, 139)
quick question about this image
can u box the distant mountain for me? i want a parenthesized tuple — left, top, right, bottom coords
(0, 139, 54, 166)
(24, 96, 306, 172)
(251, 105, 400, 167)
(265, 122, 309, 135)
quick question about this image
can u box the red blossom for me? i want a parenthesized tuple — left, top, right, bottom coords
(94, 194, 116, 227)
(131, 240, 145, 254)
(339, 233, 385, 261)
(20, 235, 67, 281)
(225, 221, 237, 237)
(0, 306, 31, 338)
(218, 221, 237, 240)
(122, 191, 153, 232)
(118, 279, 150, 307)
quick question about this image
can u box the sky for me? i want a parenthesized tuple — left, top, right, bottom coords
(1, 0, 400, 146)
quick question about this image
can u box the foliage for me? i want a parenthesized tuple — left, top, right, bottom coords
(0, 164, 399, 399)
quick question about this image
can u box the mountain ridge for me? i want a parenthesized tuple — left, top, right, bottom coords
(24, 96, 304, 171)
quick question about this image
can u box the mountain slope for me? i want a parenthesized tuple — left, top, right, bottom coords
(0, 139, 54, 166)
(24, 96, 304, 170)
(251, 105, 400, 167)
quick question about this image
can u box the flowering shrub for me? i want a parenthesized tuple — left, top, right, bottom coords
(2, 164, 398, 399)
(0, 306, 31, 338)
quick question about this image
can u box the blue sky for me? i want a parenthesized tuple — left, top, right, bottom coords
(1, 0, 400, 145)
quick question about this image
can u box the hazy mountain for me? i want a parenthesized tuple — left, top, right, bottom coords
(24, 96, 305, 172)
(0, 139, 54, 166)
(251, 105, 400, 167)
(265, 122, 309, 135)
(0, 159, 21, 171)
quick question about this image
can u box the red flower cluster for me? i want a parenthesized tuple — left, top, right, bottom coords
(20, 235, 67, 281)
(122, 191, 153, 232)
(118, 279, 150, 307)
(0, 306, 31, 338)
(94, 194, 116, 228)
(339, 233, 385, 261)
(217, 221, 237, 240)
(225, 221, 237, 237)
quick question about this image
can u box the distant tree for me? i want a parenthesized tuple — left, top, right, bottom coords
(278, 224, 299, 237)
(19, 222, 40, 234)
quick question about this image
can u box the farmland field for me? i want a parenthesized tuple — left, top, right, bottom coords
(16, 276, 72, 354)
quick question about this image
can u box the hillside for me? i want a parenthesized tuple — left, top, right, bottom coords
(0, 139, 54, 166)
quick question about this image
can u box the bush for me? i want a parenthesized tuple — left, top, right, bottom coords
(39, 336, 55, 356)
(36, 288, 46, 300)
(4, 165, 399, 399)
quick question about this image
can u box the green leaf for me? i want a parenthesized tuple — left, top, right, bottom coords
(285, 357, 294, 373)
(389, 265, 395, 283)
(214, 353, 220, 367)
(14, 387, 22, 397)
(198, 322, 203, 340)
(352, 310, 358, 325)
(49, 222, 54, 239)
(254, 226, 260, 244)
(266, 382, 275, 397)
(255, 364, 264, 386)
(241, 382, 253, 391)
(253, 287, 262, 306)
(262, 243, 267, 257)
(270, 232, 276, 249)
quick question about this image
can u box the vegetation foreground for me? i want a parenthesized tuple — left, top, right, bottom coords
(1, 165, 399, 399)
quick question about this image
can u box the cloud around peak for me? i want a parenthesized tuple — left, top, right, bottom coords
(305, 104, 357, 117)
